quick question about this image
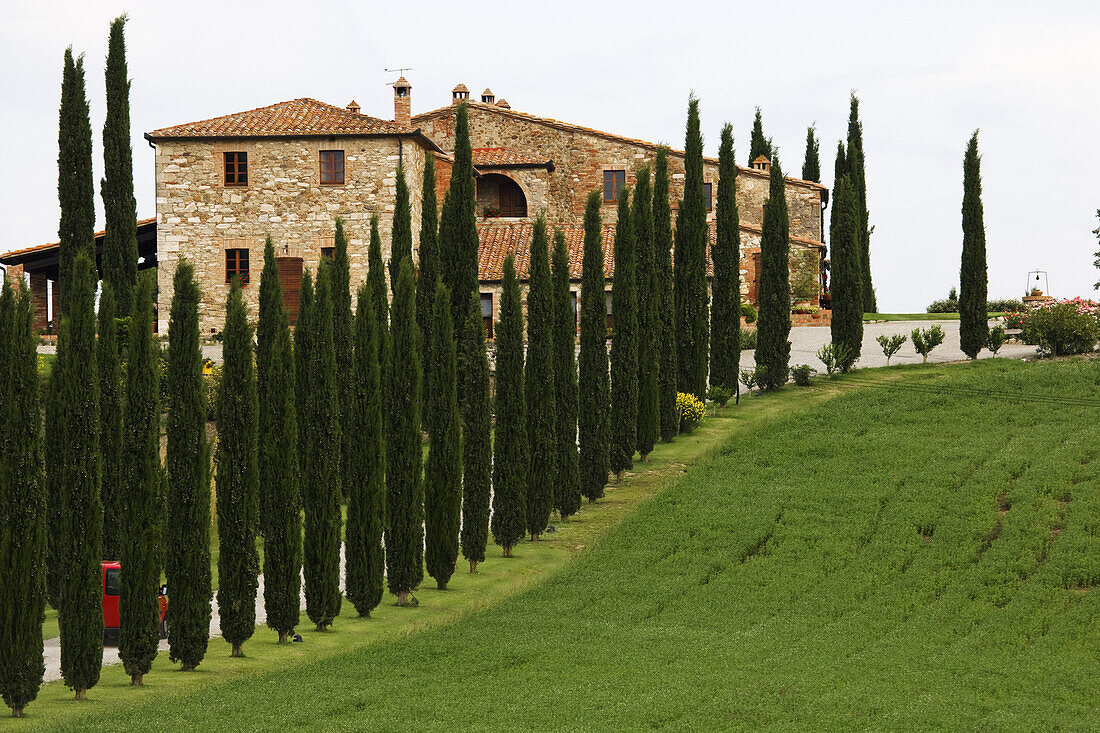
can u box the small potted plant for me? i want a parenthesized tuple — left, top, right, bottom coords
(482, 205, 502, 219)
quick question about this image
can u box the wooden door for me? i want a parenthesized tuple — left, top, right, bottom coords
(277, 256, 304, 326)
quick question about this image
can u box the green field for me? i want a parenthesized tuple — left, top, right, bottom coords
(14, 360, 1100, 730)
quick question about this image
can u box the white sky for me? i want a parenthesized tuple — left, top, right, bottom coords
(2, 0, 1098, 311)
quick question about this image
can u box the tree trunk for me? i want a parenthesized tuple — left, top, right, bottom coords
(75, 689, 87, 701)
(231, 644, 243, 657)
(640, 452, 649, 462)
(469, 560, 478, 573)
(397, 590, 409, 606)
(182, 664, 196, 672)
(531, 532, 540, 542)
(278, 631, 288, 644)
(437, 579, 447, 590)
(12, 708, 24, 718)
(131, 673, 143, 686)
(503, 545, 512, 558)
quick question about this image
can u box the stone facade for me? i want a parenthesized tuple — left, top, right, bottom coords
(153, 136, 427, 332)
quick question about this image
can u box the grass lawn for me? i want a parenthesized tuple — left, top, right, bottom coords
(18, 360, 1100, 730)
(864, 312, 1008, 321)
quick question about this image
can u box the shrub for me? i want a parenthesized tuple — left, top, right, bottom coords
(791, 364, 814, 386)
(706, 384, 733, 408)
(676, 392, 706, 434)
(926, 287, 958, 313)
(739, 367, 759, 392)
(876, 333, 907, 365)
(1025, 301, 1100, 355)
(202, 365, 221, 422)
(987, 298, 1023, 313)
(1005, 310, 1026, 330)
(739, 328, 757, 350)
(911, 325, 945, 363)
(816, 343, 855, 375)
(740, 302, 757, 323)
(986, 324, 1007, 355)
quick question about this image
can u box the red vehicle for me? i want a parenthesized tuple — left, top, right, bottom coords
(101, 561, 168, 644)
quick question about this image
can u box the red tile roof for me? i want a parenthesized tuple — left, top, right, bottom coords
(472, 147, 551, 168)
(1, 217, 157, 263)
(146, 97, 418, 140)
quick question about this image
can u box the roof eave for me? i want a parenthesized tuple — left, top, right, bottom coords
(144, 128, 444, 154)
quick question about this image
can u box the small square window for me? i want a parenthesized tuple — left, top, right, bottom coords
(320, 150, 345, 185)
(224, 151, 248, 187)
(481, 293, 494, 339)
(603, 170, 626, 202)
(321, 247, 335, 259)
(226, 248, 250, 285)
(704, 182, 713, 211)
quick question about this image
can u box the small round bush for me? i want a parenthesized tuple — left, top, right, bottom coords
(791, 364, 814, 386)
(676, 392, 706, 434)
(740, 303, 757, 323)
(707, 385, 733, 408)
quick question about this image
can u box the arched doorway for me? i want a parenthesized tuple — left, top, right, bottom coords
(477, 173, 527, 217)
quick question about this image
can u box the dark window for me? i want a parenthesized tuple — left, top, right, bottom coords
(224, 151, 248, 186)
(704, 182, 713, 211)
(320, 150, 345, 185)
(481, 293, 494, 339)
(603, 170, 626, 202)
(104, 568, 120, 596)
(226, 248, 250, 285)
(321, 247, 335, 259)
(605, 291, 614, 332)
(571, 291, 579, 333)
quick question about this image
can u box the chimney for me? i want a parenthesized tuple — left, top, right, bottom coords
(346, 100, 360, 114)
(481, 88, 495, 104)
(393, 76, 411, 126)
(752, 155, 770, 172)
(495, 98, 511, 110)
(452, 83, 469, 105)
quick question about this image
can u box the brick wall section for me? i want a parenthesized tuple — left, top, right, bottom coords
(154, 136, 426, 332)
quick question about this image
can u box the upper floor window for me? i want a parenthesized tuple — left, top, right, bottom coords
(481, 293, 494, 339)
(603, 170, 626, 203)
(704, 182, 713, 211)
(320, 150, 345, 185)
(226, 248, 250, 285)
(321, 246, 335, 260)
(224, 151, 248, 187)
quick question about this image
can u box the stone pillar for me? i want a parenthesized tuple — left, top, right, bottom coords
(4, 263, 24, 287)
(29, 272, 48, 332)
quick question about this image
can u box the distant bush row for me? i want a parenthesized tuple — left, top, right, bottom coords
(926, 287, 1022, 314)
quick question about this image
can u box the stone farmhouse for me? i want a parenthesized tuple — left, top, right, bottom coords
(2, 78, 828, 335)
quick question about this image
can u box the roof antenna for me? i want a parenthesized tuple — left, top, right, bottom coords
(385, 67, 414, 84)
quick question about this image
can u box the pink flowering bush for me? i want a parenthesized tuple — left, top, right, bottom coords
(1017, 298, 1100, 355)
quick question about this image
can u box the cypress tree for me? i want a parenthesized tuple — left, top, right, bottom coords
(525, 218, 556, 539)
(389, 165, 413, 293)
(425, 281, 461, 588)
(492, 254, 528, 555)
(385, 258, 423, 606)
(802, 125, 821, 183)
(101, 16, 138, 314)
(847, 94, 876, 312)
(368, 215, 389, 399)
(748, 107, 773, 164)
(755, 156, 792, 391)
(215, 279, 259, 654)
(829, 175, 863, 370)
(295, 271, 314, 485)
(710, 124, 742, 393)
(332, 218, 353, 504)
(439, 103, 479, 333)
(165, 259, 211, 671)
(257, 239, 301, 643)
(56, 252, 103, 698)
(634, 168, 658, 461)
(654, 148, 678, 443)
(959, 131, 988, 359)
(415, 155, 439, 371)
(345, 285, 385, 616)
(674, 96, 710, 400)
(97, 284, 123, 560)
(57, 48, 95, 315)
(303, 264, 343, 629)
(551, 230, 582, 519)
(830, 141, 847, 245)
(459, 291, 492, 572)
(118, 274, 161, 685)
(610, 188, 638, 475)
(0, 283, 47, 716)
(44, 351, 64, 610)
(579, 191, 610, 502)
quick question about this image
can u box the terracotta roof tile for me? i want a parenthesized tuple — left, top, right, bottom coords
(147, 97, 417, 140)
(471, 147, 551, 168)
(1, 217, 157, 262)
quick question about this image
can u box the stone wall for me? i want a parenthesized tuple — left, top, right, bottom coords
(154, 136, 427, 332)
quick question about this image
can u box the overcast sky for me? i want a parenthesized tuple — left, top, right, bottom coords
(2, 0, 1097, 311)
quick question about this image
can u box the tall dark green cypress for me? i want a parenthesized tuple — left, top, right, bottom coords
(415, 155, 439, 370)
(303, 264, 343, 629)
(579, 191, 610, 502)
(654, 148, 678, 443)
(439, 103, 479, 333)
(551, 230, 582, 519)
(44, 350, 64, 610)
(802, 125, 821, 183)
(847, 94, 876, 312)
(492, 255, 528, 555)
(385, 258, 423, 605)
(525, 218, 555, 539)
(165, 259, 211, 671)
(368, 214, 389, 398)
(634, 168, 658, 460)
(346, 285, 385, 616)
(755, 156, 792, 391)
(610, 188, 638, 475)
(959, 131, 988, 359)
(101, 16, 138, 314)
(57, 252, 102, 698)
(389, 165, 413, 293)
(674, 96, 710, 400)
(295, 271, 315, 486)
(748, 107, 773, 164)
(97, 284, 123, 560)
(332, 218, 353, 504)
(830, 141, 847, 245)
(459, 291, 492, 572)
(0, 283, 47, 716)
(829, 175, 863, 370)
(215, 279, 259, 654)
(710, 124, 742, 393)
(257, 239, 301, 643)
(425, 281, 461, 588)
(118, 274, 160, 685)
(57, 49, 95, 315)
